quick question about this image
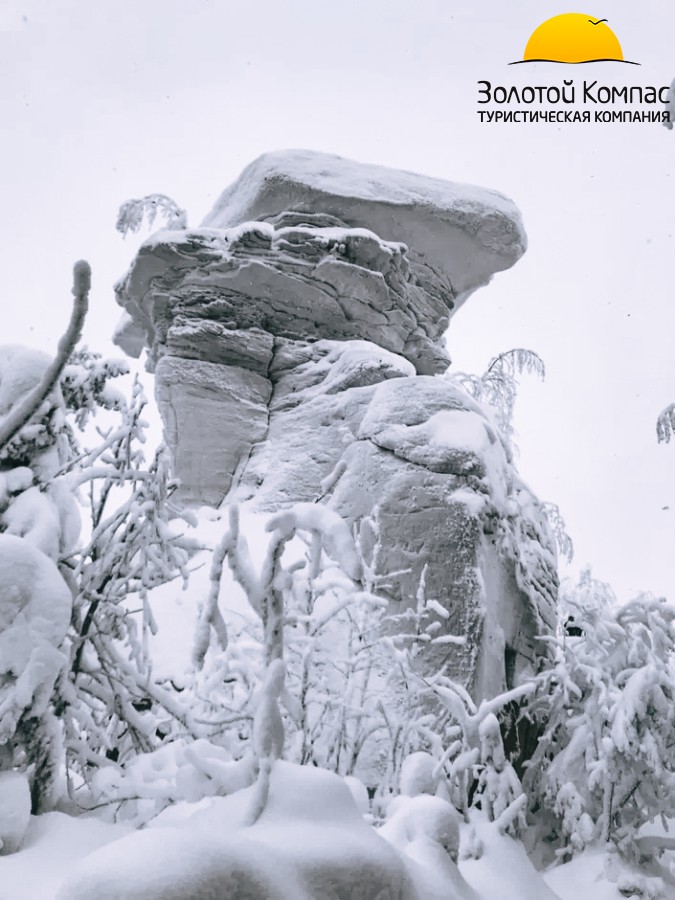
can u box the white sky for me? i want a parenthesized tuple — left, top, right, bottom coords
(1, 0, 674, 601)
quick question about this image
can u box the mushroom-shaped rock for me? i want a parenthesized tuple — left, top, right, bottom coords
(203, 149, 527, 302)
(110, 152, 557, 702)
(115, 149, 526, 378)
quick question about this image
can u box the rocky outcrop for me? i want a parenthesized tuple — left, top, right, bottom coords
(113, 150, 555, 698)
(236, 354, 557, 695)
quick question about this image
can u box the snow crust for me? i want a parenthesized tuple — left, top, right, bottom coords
(205, 150, 522, 222)
(4, 800, 662, 900)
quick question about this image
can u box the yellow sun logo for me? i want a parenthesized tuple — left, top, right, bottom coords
(511, 13, 638, 65)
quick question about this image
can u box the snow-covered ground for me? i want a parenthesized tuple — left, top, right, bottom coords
(0, 782, 665, 899)
(1, 504, 668, 899)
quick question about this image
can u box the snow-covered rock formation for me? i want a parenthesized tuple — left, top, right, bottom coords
(114, 150, 557, 698)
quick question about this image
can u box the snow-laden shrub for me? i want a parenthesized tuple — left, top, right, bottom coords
(116, 194, 187, 237)
(0, 265, 91, 821)
(60, 348, 128, 430)
(451, 348, 545, 446)
(0, 330, 202, 817)
(56, 372, 200, 794)
(521, 569, 675, 860)
(474, 713, 526, 837)
(449, 347, 573, 565)
(186, 505, 466, 815)
(0, 535, 73, 813)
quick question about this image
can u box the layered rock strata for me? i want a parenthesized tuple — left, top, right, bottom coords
(114, 150, 556, 698)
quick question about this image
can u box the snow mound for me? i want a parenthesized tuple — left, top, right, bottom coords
(544, 845, 669, 900)
(0, 812, 132, 900)
(379, 794, 476, 899)
(380, 794, 462, 860)
(0, 346, 52, 417)
(399, 751, 440, 797)
(459, 821, 562, 900)
(55, 829, 302, 900)
(0, 534, 72, 737)
(59, 761, 419, 900)
(0, 534, 71, 649)
(0, 770, 31, 856)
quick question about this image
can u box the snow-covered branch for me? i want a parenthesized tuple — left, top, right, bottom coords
(0, 261, 90, 453)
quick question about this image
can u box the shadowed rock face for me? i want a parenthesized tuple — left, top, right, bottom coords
(114, 150, 556, 697)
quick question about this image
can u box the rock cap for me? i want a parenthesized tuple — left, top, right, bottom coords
(202, 149, 527, 299)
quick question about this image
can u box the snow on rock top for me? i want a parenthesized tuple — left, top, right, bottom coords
(202, 149, 527, 299)
(358, 378, 511, 508)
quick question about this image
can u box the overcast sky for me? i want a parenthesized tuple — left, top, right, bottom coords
(2, 0, 674, 601)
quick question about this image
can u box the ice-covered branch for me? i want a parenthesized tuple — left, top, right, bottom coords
(193, 529, 232, 670)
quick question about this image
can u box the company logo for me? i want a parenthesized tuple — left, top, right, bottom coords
(510, 13, 639, 66)
(475, 12, 668, 126)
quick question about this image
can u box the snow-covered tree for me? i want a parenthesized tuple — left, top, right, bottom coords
(189, 505, 474, 817)
(656, 402, 675, 443)
(0, 263, 91, 818)
(0, 261, 90, 457)
(474, 713, 527, 837)
(521, 570, 675, 861)
(451, 348, 545, 442)
(56, 368, 198, 793)
(116, 194, 187, 237)
(0, 306, 198, 817)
